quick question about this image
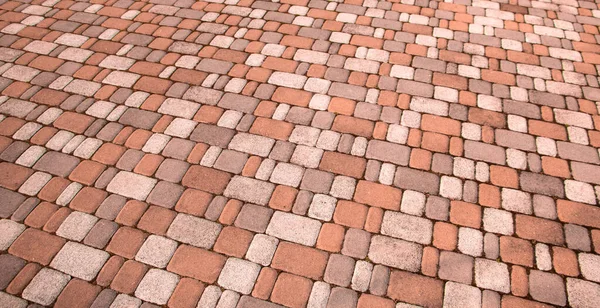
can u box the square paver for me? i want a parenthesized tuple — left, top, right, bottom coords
(135, 269, 180, 305)
(50, 242, 110, 281)
(167, 213, 222, 249)
(217, 258, 261, 295)
(22, 268, 70, 306)
(135, 235, 178, 268)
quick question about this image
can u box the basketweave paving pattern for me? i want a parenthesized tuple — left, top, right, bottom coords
(2, 0, 600, 306)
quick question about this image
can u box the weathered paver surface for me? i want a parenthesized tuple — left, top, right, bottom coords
(1, 0, 600, 306)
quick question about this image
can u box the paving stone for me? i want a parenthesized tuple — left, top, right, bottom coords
(135, 235, 178, 268)
(483, 208, 513, 235)
(387, 270, 443, 308)
(22, 268, 70, 306)
(9, 228, 66, 265)
(443, 282, 481, 308)
(158, 98, 200, 119)
(529, 270, 566, 306)
(0, 292, 27, 308)
(270, 162, 304, 187)
(167, 213, 222, 249)
(33, 151, 80, 177)
(106, 171, 157, 201)
(109, 294, 141, 308)
(0, 219, 25, 250)
(224, 176, 275, 206)
(458, 227, 483, 257)
(56, 211, 98, 241)
(135, 269, 179, 305)
(381, 211, 433, 245)
(245, 234, 279, 266)
(579, 253, 600, 283)
(266, 211, 322, 246)
(368, 235, 422, 272)
(324, 254, 355, 287)
(0, 254, 26, 290)
(394, 167, 440, 195)
(502, 188, 532, 214)
(567, 278, 600, 308)
(217, 258, 261, 295)
(474, 258, 510, 293)
(0, 188, 26, 218)
(229, 133, 275, 157)
(438, 251, 474, 285)
(50, 242, 110, 281)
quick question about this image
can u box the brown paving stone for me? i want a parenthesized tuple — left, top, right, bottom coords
(8, 228, 66, 265)
(181, 165, 231, 194)
(137, 205, 176, 235)
(270, 272, 312, 308)
(253, 267, 278, 300)
(500, 236, 534, 267)
(319, 151, 366, 178)
(0, 187, 26, 218)
(271, 242, 328, 280)
(105, 226, 147, 259)
(96, 256, 124, 287)
(0, 162, 33, 190)
(167, 278, 205, 308)
(0, 254, 26, 290)
(34, 151, 80, 178)
(69, 187, 108, 213)
(6, 262, 41, 295)
(54, 279, 101, 308)
(167, 244, 226, 284)
(387, 270, 444, 308)
(515, 214, 564, 246)
(53, 112, 95, 134)
(213, 226, 253, 257)
(110, 260, 148, 294)
(24, 201, 58, 228)
(354, 180, 402, 211)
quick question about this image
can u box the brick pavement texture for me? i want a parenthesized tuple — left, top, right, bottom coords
(1, 0, 600, 306)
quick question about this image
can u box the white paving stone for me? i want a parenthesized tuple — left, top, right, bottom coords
(502, 188, 532, 214)
(50, 242, 109, 281)
(106, 171, 157, 201)
(266, 211, 322, 246)
(56, 211, 98, 241)
(245, 234, 279, 266)
(110, 294, 141, 308)
(135, 235, 178, 268)
(0, 219, 25, 250)
(269, 162, 304, 187)
(22, 268, 70, 306)
(482, 208, 513, 235)
(443, 282, 482, 308)
(381, 211, 432, 245)
(229, 133, 275, 157)
(217, 258, 261, 295)
(135, 269, 179, 305)
(158, 98, 201, 119)
(167, 214, 222, 249)
(580, 253, 600, 283)
(474, 258, 510, 293)
(308, 194, 337, 221)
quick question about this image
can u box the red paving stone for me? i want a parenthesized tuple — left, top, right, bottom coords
(0, 0, 600, 307)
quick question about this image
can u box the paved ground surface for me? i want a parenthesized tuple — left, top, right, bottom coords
(2, 0, 600, 307)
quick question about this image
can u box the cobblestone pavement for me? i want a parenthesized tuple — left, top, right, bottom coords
(2, 0, 600, 306)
